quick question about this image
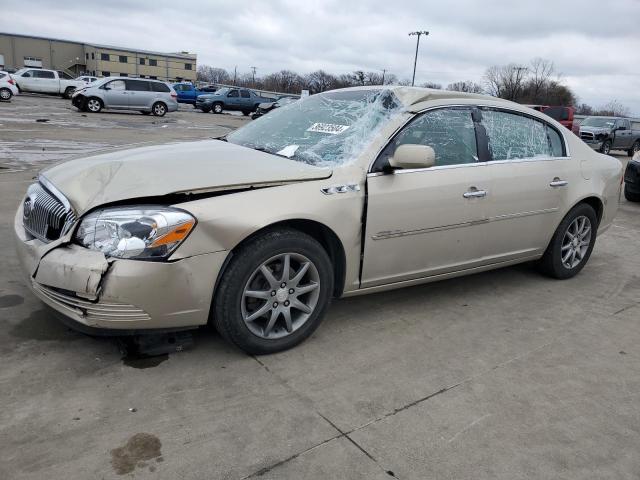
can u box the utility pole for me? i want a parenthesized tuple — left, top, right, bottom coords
(381, 68, 386, 85)
(250, 66, 257, 86)
(233, 65, 237, 85)
(408, 30, 429, 87)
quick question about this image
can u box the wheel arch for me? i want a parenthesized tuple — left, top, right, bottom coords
(574, 195, 604, 225)
(214, 219, 347, 298)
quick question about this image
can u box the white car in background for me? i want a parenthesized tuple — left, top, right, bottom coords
(0, 70, 19, 100)
(76, 75, 98, 84)
(11, 68, 85, 99)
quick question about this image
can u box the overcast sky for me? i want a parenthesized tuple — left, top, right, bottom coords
(3, 0, 639, 114)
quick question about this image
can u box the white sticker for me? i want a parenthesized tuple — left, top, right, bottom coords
(277, 145, 299, 158)
(307, 123, 350, 135)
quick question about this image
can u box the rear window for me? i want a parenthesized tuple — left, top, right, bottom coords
(150, 82, 170, 92)
(543, 106, 570, 122)
(0, 73, 5, 79)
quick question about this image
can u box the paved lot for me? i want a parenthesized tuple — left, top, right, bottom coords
(1, 95, 640, 479)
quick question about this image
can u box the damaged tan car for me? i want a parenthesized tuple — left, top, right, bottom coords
(15, 87, 622, 354)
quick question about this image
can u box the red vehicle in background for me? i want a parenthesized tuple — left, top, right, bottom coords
(526, 105, 576, 132)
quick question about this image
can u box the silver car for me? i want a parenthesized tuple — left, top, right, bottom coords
(71, 77, 178, 116)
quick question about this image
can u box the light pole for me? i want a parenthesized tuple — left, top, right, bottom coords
(408, 30, 429, 87)
(381, 68, 386, 85)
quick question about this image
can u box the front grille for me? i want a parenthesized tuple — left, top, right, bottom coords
(23, 182, 76, 242)
(580, 132, 594, 140)
(33, 283, 151, 322)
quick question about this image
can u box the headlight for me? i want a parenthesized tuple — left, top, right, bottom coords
(75, 207, 195, 260)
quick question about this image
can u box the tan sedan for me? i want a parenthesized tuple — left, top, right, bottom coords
(14, 87, 622, 354)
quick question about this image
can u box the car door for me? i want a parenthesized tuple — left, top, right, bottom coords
(480, 108, 573, 261)
(18, 70, 39, 91)
(226, 89, 240, 109)
(362, 107, 492, 288)
(36, 70, 58, 93)
(239, 89, 252, 109)
(614, 119, 632, 149)
(102, 79, 128, 108)
(125, 79, 151, 108)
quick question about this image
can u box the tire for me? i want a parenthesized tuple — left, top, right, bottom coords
(140, 111, 151, 115)
(600, 140, 611, 155)
(0, 87, 12, 101)
(624, 184, 640, 202)
(152, 102, 167, 117)
(628, 141, 640, 157)
(63, 87, 75, 99)
(538, 203, 598, 279)
(212, 102, 223, 114)
(86, 97, 102, 113)
(213, 229, 334, 355)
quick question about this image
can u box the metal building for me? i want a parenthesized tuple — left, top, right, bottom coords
(0, 32, 197, 82)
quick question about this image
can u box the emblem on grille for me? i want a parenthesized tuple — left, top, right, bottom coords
(23, 194, 35, 219)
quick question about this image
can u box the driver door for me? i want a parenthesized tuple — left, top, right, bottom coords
(102, 79, 127, 109)
(226, 89, 240, 109)
(362, 107, 491, 288)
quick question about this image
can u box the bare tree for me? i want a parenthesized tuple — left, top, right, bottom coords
(421, 81, 442, 89)
(483, 64, 528, 100)
(447, 80, 484, 93)
(305, 70, 337, 93)
(528, 58, 555, 104)
(197, 65, 231, 84)
(597, 100, 630, 117)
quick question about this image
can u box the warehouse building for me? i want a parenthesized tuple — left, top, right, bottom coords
(0, 33, 197, 82)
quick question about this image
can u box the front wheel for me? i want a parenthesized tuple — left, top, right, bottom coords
(86, 97, 102, 113)
(538, 203, 597, 279)
(212, 102, 223, 114)
(63, 87, 75, 99)
(213, 229, 334, 354)
(628, 141, 640, 157)
(624, 184, 640, 202)
(600, 140, 612, 155)
(0, 87, 12, 101)
(152, 102, 167, 117)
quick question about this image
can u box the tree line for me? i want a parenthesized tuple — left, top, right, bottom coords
(197, 57, 630, 116)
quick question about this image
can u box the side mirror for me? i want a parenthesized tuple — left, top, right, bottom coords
(388, 144, 436, 170)
(103, 86, 111, 90)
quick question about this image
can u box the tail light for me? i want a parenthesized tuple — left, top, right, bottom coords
(171, 93, 177, 99)
(7, 79, 15, 85)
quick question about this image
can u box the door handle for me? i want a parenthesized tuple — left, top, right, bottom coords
(549, 178, 568, 187)
(463, 189, 487, 199)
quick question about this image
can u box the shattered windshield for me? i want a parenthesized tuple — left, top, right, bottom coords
(227, 89, 403, 166)
(582, 117, 616, 128)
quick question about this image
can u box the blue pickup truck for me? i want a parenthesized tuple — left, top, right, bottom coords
(172, 83, 218, 105)
(195, 87, 274, 115)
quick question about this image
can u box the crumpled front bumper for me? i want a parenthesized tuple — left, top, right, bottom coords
(14, 204, 228, 332)
(582, 139, 603, 151)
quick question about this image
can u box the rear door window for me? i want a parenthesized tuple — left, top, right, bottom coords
(36, 70, 55, 79)
(125, 79, 150, 91)
(240, 90, 250, 98)
(150, 82, 170, 92)
(481, 109, 565, 160)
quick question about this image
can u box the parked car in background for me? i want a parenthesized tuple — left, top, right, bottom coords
(526, 105, 575, 131)
(76, 75, 98, 84)
(195, 87, 273, 115)
(172, 83, 219, 105)
(11, 68, 85, 99)
(0, 70, 19, 100)
(71, 77, 178, 116)
(251, 96, 298, 119)
(579, 116, 640, 156)
(623, 151, 640, 202)
(14, 87, 622, 354)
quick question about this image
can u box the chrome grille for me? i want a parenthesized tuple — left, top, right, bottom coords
(580, 132, 594, 140)
(23, 182, 76, 242)
(33, 283, 151, 322)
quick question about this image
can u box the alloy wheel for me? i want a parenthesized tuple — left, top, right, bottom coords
(87, 99, 100, 112)
(154, 103, 166, 116)
(561, 215, 592, 269)
(0, 89, 10, 100)
(241, 253, 321, 339)
(214, 104, 223, 113)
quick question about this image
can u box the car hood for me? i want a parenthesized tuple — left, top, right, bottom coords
(580, 126, 611, 134)
(41, 140, 332, 214)
(197, 93, 221, 100)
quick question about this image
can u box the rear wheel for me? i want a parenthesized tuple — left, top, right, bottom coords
(0, 87, 12, 101)
(152, 102, 167, 117)
(624, 184, 640, 202)
(600, 140, 612, 155)
(212, 102, 223, 114)
(213, 229, 333, 354)
(86, 97, 102, 113)
(63, 87, 75, 99)
(538, 203, 597, 279)
(628, 141, 640, 157)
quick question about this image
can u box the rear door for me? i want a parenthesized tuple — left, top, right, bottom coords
(480, 108, 574, 261)
(125, 79, 151, 108)
(614, 119, 633, 149)
(36, 70, 58, 93)
(102, 79, 128, 108)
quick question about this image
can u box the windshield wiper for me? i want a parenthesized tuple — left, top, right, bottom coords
(250, 146, 292, 159)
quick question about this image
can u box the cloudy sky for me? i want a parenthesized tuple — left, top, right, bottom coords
(3, 0, 639, 114)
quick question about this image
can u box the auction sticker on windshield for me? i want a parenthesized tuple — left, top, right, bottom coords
(307, 123, 350, 135)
